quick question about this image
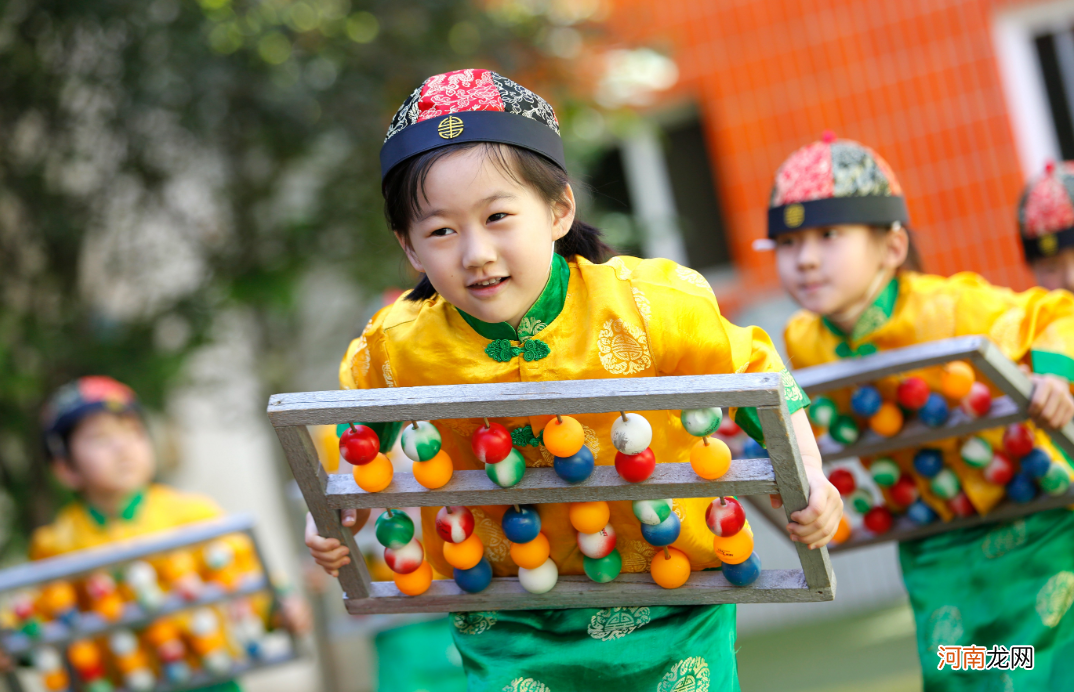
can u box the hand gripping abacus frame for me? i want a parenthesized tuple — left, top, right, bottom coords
(267, 372, 836, 614)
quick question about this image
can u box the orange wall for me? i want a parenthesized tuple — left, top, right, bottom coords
(607, 0, 1041, 313)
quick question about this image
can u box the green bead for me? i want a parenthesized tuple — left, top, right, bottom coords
(583, 549, 623, 583)
(401, 421, 442, 462)
(870, 458, 900, 487)
(930, 468, 961, 500)
(632, 499, 673, 526)
(20, 619, 41, 638)
(849, 488, 873, 514)
(680, 408, 722, 437)
(809, 397, 838, 428)
(375, 510, 414, 549)
(829, 415, 859, 445)
(487, 448, 527, 488)
(1040, 464, 1072, 496)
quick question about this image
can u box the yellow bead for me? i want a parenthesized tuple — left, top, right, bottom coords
(713, 529, 754, 565)
(868, 402, 904, 437)
(942, 361, 975, 399)
(394, 560, 433, 596)
(690, 437, 732, 480)
(412, 450, 453, 489)
(650, 547, 692, 589)
(443, 533, 484, 570)
(510, 532, 550, 570)
(352, 453, 393, 492)
(542, 416, 585, 457)
(569, 501, 610, 534)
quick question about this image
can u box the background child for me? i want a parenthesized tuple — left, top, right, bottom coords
(769, 134, 1074, 691)
(305, 69, 842, 692)
(1019, 161, 1074, 294)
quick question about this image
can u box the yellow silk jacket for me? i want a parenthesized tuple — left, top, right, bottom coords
(339, 255, 808, 578)
(784, 271, 1074, 520)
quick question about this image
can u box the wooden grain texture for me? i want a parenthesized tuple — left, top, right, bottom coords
(325, 458, 777, 509)
(275, 425, 372, 600)
(342, 570, 833, 614)
(267, 373, 783, 427)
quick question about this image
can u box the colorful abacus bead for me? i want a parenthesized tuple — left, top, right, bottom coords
(722, 551, 761, 586)
(412, 450, 453, 489)
(568, 501, 610, 534)
(650, 547, 691, 589)
(633, 499, 673, 526)
(851, 385, 882, 418)
(863, 506, 893, 534)
(518, 558, 559, 594)
(641, 512, 681, 546)
(913, 448, 944, 478)
(897, 377, 930, 410)
(611, 412, 653, 455)
(832, 515, 853, 544)
(717, 414, 741, 437)
(680, 408, 722, 438)
(829, 415, 859, 445)
(554, 445, 595, 483)
(809, 396, 838, 428)
(542, 415, 585, 457)
(471, 422, 513, 464)
(907, 499, 937, 525)
(705, 497, 745, 537)
(849, 488, 873, 514)
(583, 549, 622, 583)
(487, 448, 527, 488)
(948, 492, 975, 518)
(454, 557, 493, 593)
(891, 474, 919, 506)
(869, 403, 903, 437)
(1041, 464, 1072, 496)
(1020, 448, 1052, 479)
(339, 424, 379, 465)
(983, 452, 1015, 485)
(510, 533, 551, 569)
(394, 561, 433, 596)
(502, 505, 542, 544)
(690, 437, 732, 480)
(1003, 424, 1036, 459)
(961, 381, 992, 418)
(742, 437, 767, 458)
(930, 468, 961, 500)
(353, 453, 393, 492)
(828, 467, 856, 495)
(941, 361, 975, 399)
(960, 437, 992, 469)
(1007, 472, 1037, 503)
(443, 534, 485, 571)
(712, 525, 753, 564)
(435, 506, 474, 543)
(615, 447, 656, 483)
(869, 458, 900, 487)
(577, 524, 617, 559)
(384, 540, 425, 575)
(375, 511, 414, 549)
(919, 393, 949, 427)
(401, 421, 442, 462)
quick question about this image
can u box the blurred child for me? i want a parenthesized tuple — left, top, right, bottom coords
(305, 68, 842, 691)
(1019, 161, 1074, 293)
(769, 134, 1074, 691)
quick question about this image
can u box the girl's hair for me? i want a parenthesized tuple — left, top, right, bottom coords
(382, 142, 613, 302)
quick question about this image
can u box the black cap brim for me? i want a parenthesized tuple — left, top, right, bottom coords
(768, 195, 910, 238)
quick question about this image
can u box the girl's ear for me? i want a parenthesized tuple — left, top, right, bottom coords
(394, 231, 425, 273)
(51, 458, 84, 491)
(882, 225, 910, 270)
(551, 184, 577, 242)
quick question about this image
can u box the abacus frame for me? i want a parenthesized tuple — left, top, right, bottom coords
(267, 372, 836, 614)
(749, 336, 1074, 552)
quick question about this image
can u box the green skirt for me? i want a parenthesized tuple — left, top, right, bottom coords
(450, 604, 738, 692)
(900, 508, 1074, 691)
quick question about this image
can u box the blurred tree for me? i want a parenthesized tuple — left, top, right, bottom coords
(0, 0, 597, 559)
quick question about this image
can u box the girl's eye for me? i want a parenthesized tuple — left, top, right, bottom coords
(487, 212, 508, 224)
(822, 229, 839, 239)
(430, 228, 455, 237)
(776, 236, 795, 247)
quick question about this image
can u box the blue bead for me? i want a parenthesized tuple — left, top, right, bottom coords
(906, 499, 937, 525)
(640, 512, 681, 546)
(918, 393, 949, 428)
(1006, 472, 1038, 503)
(851, 386, 883, 418)
(913, 448, 945, 478)
(501, 505, 541, 544)
(742, 437, 768, 459)
(553, 445, 595, 484)
(1021, 448, 1052, 479)
(722, 552, 762, 586)
(454, 557, 493, 593)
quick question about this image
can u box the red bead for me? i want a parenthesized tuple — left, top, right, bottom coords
(705, 497, 746, 537)
(339, 425, 380, 466)
(983, 452, 1015, 486)
(614, 448, 656, 483)
(960, 382, 992, 418)
(863, 506, 893, 534)
(828, 468, 856, 495)
(471, 422, 513, 464)
(1003, 423, 1035, 459)
(890, 474, 919, 506)
(717, 415, 741, 437)
(435, 506, 475, 544)
(948, 491, 975, 518)
(897, 377, 930, 411)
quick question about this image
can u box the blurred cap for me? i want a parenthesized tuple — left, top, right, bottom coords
(41, 376, 140, 458)
(380, 68, 564, 180)
(767, 131, 909, 239)
(1018, 160, 1074, 261)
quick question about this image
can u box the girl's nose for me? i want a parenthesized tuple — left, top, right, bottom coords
(796, 235, 821, 270)
(461, 228, 498, 269)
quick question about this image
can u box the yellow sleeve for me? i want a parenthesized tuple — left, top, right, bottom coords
(337, 304, 401, 452)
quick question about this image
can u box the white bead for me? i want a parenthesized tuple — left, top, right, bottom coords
(681, 408, 722, 437)
(517, 557, 559, 594)
(576, 523, 617, 558)
(611, 413, 652, 455)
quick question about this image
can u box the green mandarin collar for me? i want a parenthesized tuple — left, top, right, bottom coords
(823, 277, 899, 358)
(457, 254, 569, 362)
(83, 489, 146, 527)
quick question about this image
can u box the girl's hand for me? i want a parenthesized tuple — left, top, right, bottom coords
(1028, 374, 1074, 430)
(304, 509, 369, 577)
(785, 465, 843, 549)
(277, 594, 313, 635)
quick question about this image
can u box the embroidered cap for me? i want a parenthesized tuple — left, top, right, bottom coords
(380, 68, 565, 180)
(1018, 161, 1074, 261)
(767, 131, 909, 238)
(41, 376, 141, 457)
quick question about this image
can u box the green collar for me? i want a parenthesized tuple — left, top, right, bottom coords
(83, 489, 146, 527)
(457, 254, 569, 362)
(823, 277, 898, 357)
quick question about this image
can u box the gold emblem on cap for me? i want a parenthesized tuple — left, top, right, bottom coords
(784, 203, 805, 228)
(437, 115, 464, 139)
(1041, 234, 1059, 256)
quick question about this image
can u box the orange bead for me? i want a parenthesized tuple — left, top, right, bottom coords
(542, 416, 585, 457)
(394, 560, 433, 596)
(67, 640, 101, 670)
(144, 619, 181, 648)
(832, 514, 852, 545)
(40, 581, 77, 616)
(442, 533, 484, 570)
(690, 437, 732, 480)
(713, 528, 754, 565)
(510, 532, 551, 570)
(942, 361, 975, 399)
(412, 450, 453, 489)
(42, 670, 69, 691)
(868, 402, 904, 437)
(95, 593, 124, 622)
(353, 453, 393, 492)
(650, 547, 692, 589)
(569, 501, 610, 534)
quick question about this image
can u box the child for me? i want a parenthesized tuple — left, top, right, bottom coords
(769, 134, 1074, 691)
(305, 69, 842, 692)
(1019, 161, 1074, 293)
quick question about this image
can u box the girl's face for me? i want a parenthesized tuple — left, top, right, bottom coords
(1032, 247, 1074, 292)
(397, 147, 574, 328)
(54, 411, 156, 497)
(775, 224, 904, 318)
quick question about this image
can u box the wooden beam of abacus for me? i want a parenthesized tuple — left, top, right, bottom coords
(266, 373, 783, 427)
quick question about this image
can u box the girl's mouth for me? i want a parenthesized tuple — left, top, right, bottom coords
(467, 276, 510, 296)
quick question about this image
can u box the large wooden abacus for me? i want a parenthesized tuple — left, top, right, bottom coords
(267, 372, 836, 614)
